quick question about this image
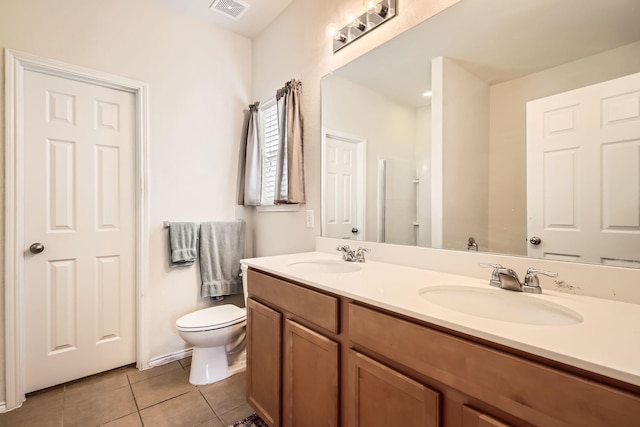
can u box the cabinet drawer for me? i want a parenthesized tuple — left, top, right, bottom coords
(349, 303, 640, 427)
(248, 269, 339, 333)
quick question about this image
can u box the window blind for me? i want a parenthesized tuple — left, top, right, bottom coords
(260, 99, 280, 205)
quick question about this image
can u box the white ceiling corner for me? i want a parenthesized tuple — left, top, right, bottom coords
(157, 0, 294, 39)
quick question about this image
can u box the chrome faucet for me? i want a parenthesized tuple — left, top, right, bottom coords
(496, 267, 524, 292)
(336, 245, 369, 262)
(479, 264, 557, 294)
(336, 245, 356, 262)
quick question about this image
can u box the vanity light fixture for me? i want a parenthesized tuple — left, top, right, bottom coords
(368, 0, 389, 18)
(349, 17, 367, 32)
(329, 0, 397, 53)
(326, 24, 348, 43)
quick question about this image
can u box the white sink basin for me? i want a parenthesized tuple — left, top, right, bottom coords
(287, 260, 362, 274)
(419, 286, 583, 326)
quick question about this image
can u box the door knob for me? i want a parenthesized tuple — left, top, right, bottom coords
(29, 243, 45, 254)
(351, 228, 359, 234)
(529, 236, 541, 245)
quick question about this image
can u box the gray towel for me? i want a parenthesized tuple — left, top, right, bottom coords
(169, 222, 199, 266)
(199, 221, 246, 297)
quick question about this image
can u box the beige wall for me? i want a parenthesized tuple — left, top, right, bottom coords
(433, 57, 490, 251)
(250, 0, 461, 256)
(322, 74, 417, 243)
(1, 0, 251, 402)
(488, 41, 640, 255)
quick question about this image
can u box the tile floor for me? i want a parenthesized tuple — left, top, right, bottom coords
(0, 357, 254, 427)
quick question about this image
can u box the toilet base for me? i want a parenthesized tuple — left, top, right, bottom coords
(189, 346, 230, 385)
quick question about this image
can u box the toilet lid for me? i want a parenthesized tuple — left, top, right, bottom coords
(176, 305, 247, 331)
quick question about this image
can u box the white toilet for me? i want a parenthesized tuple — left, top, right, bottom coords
(176, 265, 249, 385)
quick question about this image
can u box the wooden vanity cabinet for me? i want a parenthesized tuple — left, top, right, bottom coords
(349, 302, 640, 427)
(246, 268, 640, 427)
(246, 269, 340, 427)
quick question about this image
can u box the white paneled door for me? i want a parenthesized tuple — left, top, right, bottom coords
(23, 70, 136, 392)
(323, 133, 365, 240)
(527, 72, 640, 267)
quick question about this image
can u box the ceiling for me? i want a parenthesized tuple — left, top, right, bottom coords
(157, 0, 294, 38)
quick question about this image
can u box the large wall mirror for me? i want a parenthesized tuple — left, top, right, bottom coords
(321, 0, 640, 268)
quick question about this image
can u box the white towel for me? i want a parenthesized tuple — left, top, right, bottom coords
(169, 222, 199, 267)
(199, 221, 246, 297)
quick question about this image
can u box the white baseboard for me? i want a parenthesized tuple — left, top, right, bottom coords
(147, 348, 193, 369)
(0, 402, 6, 413)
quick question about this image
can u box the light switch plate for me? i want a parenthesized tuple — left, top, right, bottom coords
(305, 210, 314, 228)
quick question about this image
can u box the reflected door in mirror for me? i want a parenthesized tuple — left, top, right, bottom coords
(323, 133, 365, 240)
(527, 72, 640, 268)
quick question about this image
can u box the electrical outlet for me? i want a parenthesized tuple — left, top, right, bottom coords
(305, 210, 314, 228)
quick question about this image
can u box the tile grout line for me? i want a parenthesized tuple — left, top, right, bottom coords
(197, 386, 227, 426)
(125, 370, 145, 426)
(128, 364, 193, 414)
(189, 359, 227, 426)
(62, 383, 68, 426)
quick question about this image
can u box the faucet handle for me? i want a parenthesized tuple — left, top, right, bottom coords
(525, 267, 558, 277)
(478, 263, 503, 269)
(337, 245, 357, 261)
(355, 247, 369, 262)
(523, 268, 558, 293)
(478, 263, 503, 287)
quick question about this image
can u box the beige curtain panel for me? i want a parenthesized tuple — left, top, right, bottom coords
(275, 79, 306, 204)
(239, 102, 262, 206)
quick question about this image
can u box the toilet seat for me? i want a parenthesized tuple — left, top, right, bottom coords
(176, 305, 246, 332)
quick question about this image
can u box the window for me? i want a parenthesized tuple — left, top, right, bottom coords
(258, 98, 289, 207)
(259, 98, 279, 205)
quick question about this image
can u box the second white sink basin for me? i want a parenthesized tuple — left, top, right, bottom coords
(287, 260, 362, 274)
(419, 285, 583, 326)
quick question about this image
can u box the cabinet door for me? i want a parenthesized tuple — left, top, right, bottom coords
(462, 405, 512, 427)
(348, 350, 440, 427)
(246, 298, 282, 427)
(282, 319, 339, 427)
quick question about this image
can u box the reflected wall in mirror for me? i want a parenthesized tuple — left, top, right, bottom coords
(321, 0, 640, 268)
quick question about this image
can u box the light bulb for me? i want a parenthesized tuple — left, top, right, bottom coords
(326, 24, 346, 43)
(349, 17, 366, 32)
(325, 23, 338, 38)
(370, 2, 389, 18)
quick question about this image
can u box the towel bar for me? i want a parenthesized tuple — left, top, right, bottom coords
(164, 219, 243, 229)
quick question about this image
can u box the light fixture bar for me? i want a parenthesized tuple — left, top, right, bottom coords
(332, 0, 397, 54)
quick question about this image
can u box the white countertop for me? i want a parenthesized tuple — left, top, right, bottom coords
(242, 251, 640, 387)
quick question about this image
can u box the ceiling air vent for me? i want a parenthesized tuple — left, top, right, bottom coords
(209, 0, 250, 21)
